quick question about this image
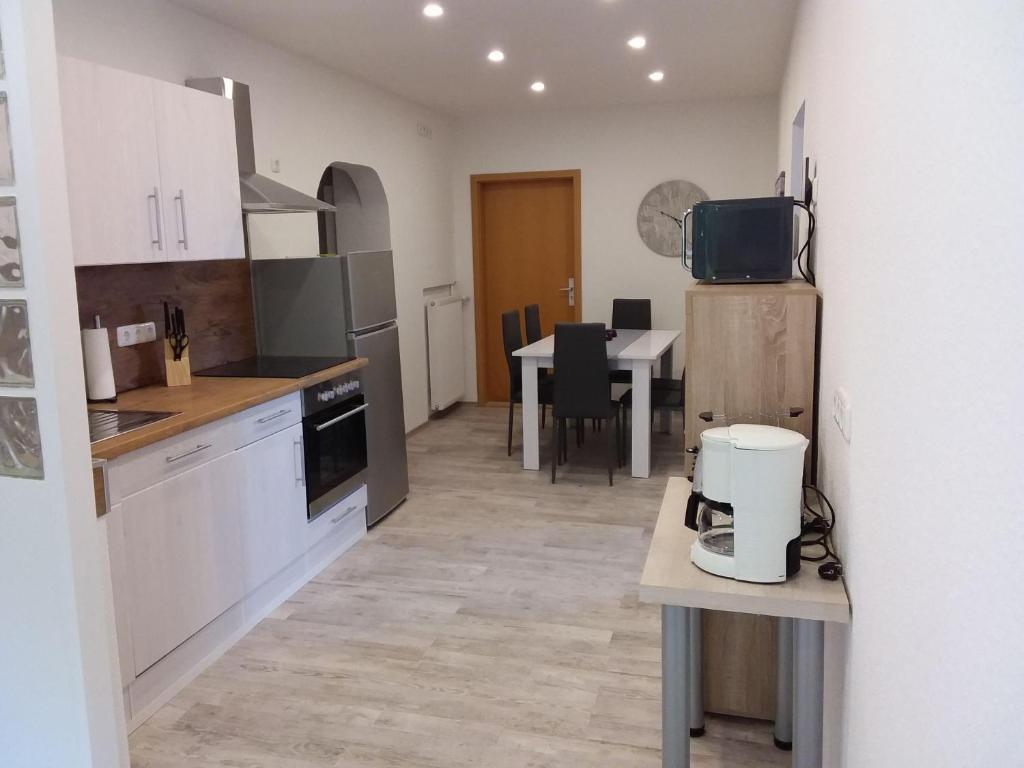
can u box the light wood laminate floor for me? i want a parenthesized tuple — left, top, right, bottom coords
(130, 405, 788, 767)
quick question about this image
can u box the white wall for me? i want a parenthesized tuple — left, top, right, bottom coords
(778, 2, 1024, 766)
(52, 0, 456, 430)
(451, 98, 778, 399)
(0, 1, 127, 765)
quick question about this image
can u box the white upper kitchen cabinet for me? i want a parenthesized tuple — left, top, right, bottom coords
(59, 56, 244, 266)
(153, 80, 244, 262)
(59, 57, 164, 266)
(122, 451, 245, 675)
(237, 422, 308, 592)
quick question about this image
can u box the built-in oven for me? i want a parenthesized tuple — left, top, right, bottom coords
(302, 371, 368, 521)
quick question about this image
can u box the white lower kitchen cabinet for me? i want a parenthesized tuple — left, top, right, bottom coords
(237, 422, 307, 592)
(122, 450, 245, 675)
(102, 398, 367, 729)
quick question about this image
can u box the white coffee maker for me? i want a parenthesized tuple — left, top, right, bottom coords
(685, 424, 808, 583)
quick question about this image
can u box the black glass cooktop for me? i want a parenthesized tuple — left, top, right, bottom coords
(194, 356, 355, 379)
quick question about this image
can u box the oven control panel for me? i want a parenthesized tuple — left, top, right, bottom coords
(303, 372, 363, 416)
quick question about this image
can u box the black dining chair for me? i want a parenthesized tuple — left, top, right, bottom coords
(523, 303, 553, 429)
(619, 369, 685, 462)
(502, 309, 553, 456)
(550, 323, 622, 486)
(610, 298, 653, 385)
(524, 303, 543, 345)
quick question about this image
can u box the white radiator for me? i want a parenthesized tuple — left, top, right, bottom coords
(426, 295, 467, 412)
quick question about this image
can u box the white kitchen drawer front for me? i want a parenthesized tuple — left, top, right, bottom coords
(231, 392, 301, 449)
(306, 485, 367, 550)
(111, 418, 234, 498)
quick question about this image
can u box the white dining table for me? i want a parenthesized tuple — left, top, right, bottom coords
(512, 328, 681, 478)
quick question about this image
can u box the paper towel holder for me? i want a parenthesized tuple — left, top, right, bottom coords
(83, 315, 118, 404)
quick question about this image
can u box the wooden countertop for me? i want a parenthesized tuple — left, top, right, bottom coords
(90, 358, 367, 461)
(640, 477, 851, 623)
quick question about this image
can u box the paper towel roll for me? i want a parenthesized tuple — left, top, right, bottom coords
(82, 327, 116, 402)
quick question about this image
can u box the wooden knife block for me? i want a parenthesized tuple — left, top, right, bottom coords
(164, 338, 191, 387)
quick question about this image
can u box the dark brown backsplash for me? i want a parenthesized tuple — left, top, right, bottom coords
(75, 260, 256, 392)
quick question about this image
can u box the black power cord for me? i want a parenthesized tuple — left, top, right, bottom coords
(800, 484, 843, 580)
(793, 200, 816, 286)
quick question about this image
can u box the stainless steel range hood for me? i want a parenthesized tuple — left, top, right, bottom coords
(186, 77, 334, 214)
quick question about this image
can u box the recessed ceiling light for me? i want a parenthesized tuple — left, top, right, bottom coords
(628, 35, 647, 50)
(422, 3, 444, 18)
(648, 70, 665, 82)
(530, 81, 546, 93)
(487, 49, 505, 63)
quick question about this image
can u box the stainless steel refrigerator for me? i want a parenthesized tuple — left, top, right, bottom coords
(251, 251, 410, 526)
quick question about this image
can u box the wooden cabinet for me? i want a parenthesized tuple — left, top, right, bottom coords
(59, 58, 163, 266)
(684, 280, 818, 476)
(237, 422, 307, 592)
(684, 280, 818, 720)
(152, 80, 244, 262)
(122, 451, 245, 675)
(59, 56, 243, 266)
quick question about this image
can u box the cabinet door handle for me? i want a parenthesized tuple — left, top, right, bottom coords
(331, 505, 357, 524)
(257, 408, 291, 424)
(148, 187, 164, 250)
(165, 443, 212, 463)
(174, 189, 190, 250)
(294, 437, 305, 486)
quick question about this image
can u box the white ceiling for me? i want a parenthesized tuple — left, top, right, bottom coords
(169, 0, 798, 115)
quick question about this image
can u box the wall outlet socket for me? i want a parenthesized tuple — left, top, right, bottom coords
(117, 321, 157, 348)
(832, 387, 852, 443)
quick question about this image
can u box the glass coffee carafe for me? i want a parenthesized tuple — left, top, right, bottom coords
(696, 499, 734, 557)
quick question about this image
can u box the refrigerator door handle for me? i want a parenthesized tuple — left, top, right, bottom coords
(348, 322, 397, 340)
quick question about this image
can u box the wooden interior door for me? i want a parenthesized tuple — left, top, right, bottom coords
(472, 170, 581, 403)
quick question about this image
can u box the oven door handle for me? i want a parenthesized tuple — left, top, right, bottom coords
(314, 403, 369, 432)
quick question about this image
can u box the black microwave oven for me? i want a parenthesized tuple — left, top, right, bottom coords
(685, 196, 794, 283)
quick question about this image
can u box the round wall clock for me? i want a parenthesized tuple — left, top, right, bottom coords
(636, 179, 709, 257)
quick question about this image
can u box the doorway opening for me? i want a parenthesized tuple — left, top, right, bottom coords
(470, 170, 582, 404)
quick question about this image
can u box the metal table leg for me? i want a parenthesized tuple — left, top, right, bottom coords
(689, 608, 705, 737)
(774, 617, 794, 750)
(793, 619, 824, 768)
(662, 605, 691, 768)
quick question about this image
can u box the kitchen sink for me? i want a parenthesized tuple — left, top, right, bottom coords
(88, 409, 179, 444)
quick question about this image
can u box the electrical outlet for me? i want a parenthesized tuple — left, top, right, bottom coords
(416, 122, 432, 139)
(117, 321, 157, 348)
(270, 158, 281, 173)
(832, 387, 852, 443)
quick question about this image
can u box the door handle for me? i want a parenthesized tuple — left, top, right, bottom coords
(314, 402, 369, 432)
(174, 189, 190, 251)
(165, 443, 212, 463)
(331, 505, 357, 524)
(682, 208, 693, 270)
(147, 187, 164, 250)
(294, 437, 305, 486)
(257, 408, 291, 424)
(557, 277, 576, 308)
